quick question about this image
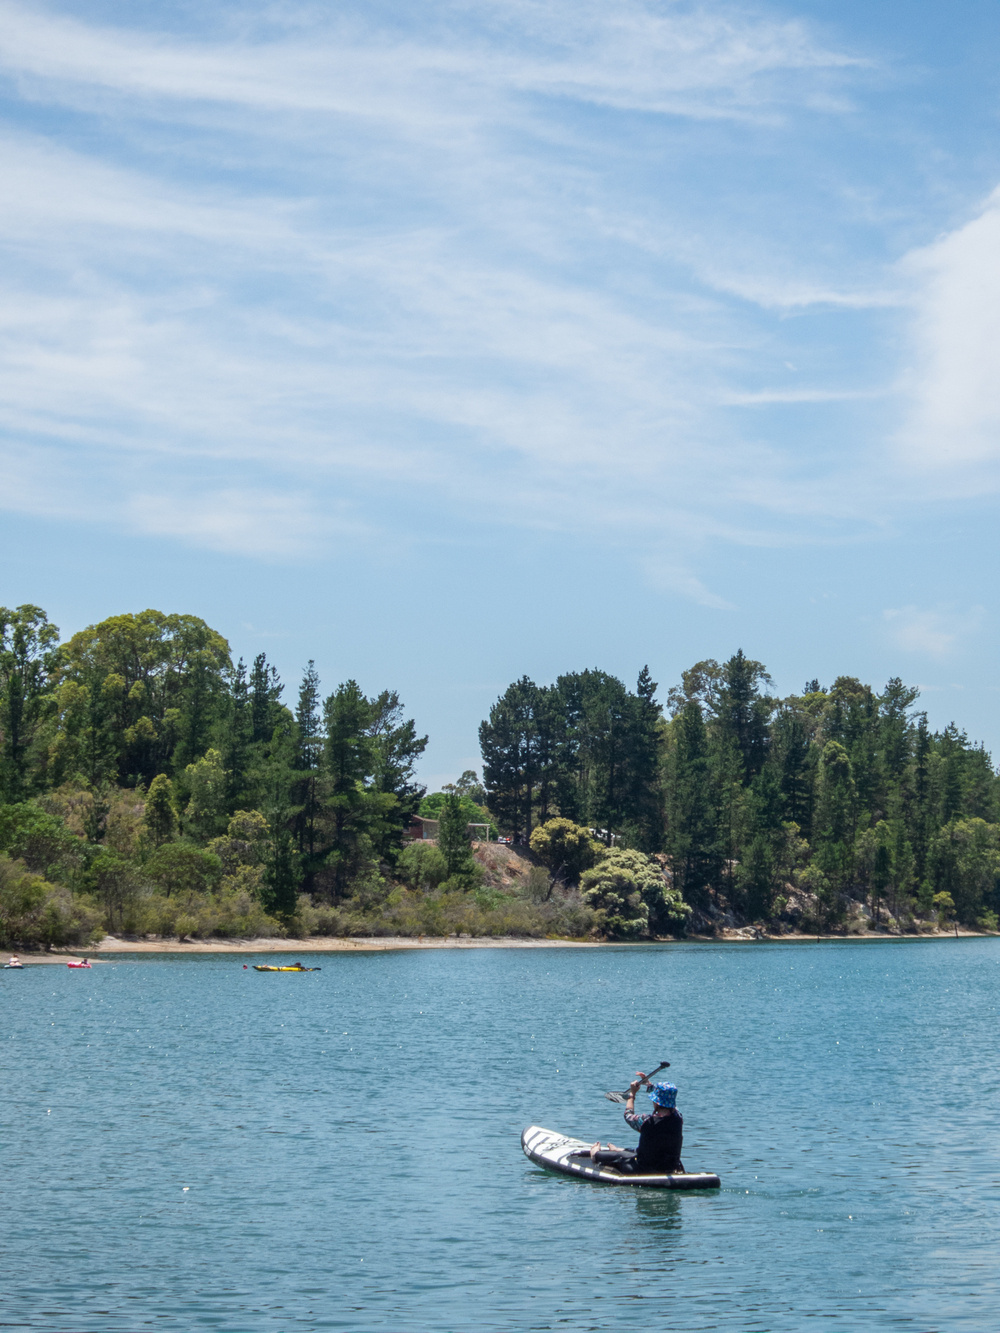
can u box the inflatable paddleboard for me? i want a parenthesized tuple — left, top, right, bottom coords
(521, 1125, 720, 1190)
(252, 964, 321, 971)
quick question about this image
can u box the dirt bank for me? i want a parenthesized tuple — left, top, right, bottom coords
(5, 925, 990, 963)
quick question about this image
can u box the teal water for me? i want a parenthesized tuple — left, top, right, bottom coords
(3, 939, 999, 1332)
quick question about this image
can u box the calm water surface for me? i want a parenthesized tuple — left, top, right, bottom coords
(3, 939, 999, 1331)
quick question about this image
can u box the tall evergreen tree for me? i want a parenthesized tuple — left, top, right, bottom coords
(826, 677, 879, 825)
(532, 685, 564, 826)
(249, 653, 284, 744)
(877, 678, 918, 821)
(910, 713, 932, 883)
(666, 701, 717, 906)
(367, 689, 428, 864)
(736, 760, 785, 919)
(715, 650, 773, 783)
(323, 680, 376, 898)
(479, 677, 540, 843)
(556, 669, 636, 843)
(0, 604, 60, 802)
(772, 703, 815, 834)
(292, 662, 324, 893)
(814, 740, 857, 893)
(221, 659, 252, 811)
(624, 666, 665, 851)
(438, 792, 477, 882)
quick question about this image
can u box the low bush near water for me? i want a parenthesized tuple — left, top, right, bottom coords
(0, 853, 102, 949)
(293, 885, 597, 939)
(108, 886, 287, 940)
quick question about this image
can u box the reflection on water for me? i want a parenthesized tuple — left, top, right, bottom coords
(4, 938, 1000, 1331)
(633, 1190, 683, 1230)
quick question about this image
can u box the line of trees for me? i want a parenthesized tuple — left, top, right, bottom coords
(479, 668, 661, 848)
(480, 654, 1000, 931)
(4, 602, 998, 943)
(0, 605, 428, 940)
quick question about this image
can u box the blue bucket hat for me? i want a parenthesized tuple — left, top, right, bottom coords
(648, 1082, 677, 1108)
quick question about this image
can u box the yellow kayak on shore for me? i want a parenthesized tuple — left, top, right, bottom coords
(252, 964, 322, 972)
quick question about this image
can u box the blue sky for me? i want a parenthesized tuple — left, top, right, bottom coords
(2, 0, 999, 786)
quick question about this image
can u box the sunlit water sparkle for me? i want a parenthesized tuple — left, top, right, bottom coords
(3, 938, 999, 1331)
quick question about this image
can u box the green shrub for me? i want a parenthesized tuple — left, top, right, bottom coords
(522, 865, 552, 903)
(397, 842, 448, 890)
(580, 848, 690, 938)
(123, 886, 285, 939)
(82, 846, 144, 933)
(143, 774, 177, 845)
(581, 860, 647, 938)
(143, 842, 222, 896)
(0, 854, 102, 948)
(207, 810, 270, 874)
(932, 890, 956, 926)
(290, 884, 596, 940)
(529, 819, 602, 884)
(0, 802, 83, 880)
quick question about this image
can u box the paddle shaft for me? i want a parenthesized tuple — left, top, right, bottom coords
(605, 1059, 670, 1103)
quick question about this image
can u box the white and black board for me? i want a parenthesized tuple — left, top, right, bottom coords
(521, 1125, 721, 1190)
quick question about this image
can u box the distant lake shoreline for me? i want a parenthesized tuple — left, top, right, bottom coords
(10, 926, 990, 961)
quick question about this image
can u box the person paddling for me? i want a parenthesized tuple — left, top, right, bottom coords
(589, 1072, 685, 1174)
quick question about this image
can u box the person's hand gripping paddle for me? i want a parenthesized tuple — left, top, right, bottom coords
(604, 1060, 670, 1103)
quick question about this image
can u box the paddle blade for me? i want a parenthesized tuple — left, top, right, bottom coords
(604, 1090, 629, 1103)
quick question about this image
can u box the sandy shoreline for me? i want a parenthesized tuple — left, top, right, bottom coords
(4, 927, 989, 963)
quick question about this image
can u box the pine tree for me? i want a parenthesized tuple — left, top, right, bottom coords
(367, 690, 428, 865)
(625, 665, 664, 851)
(557, 669, 634, 843)
(666, 701, 718, 907)
(532, 686, 564, 826)
(716, 650, 773, 783)
(323, 680, 376, 898)
(910, 713, 932, 883)
(265, 824, 299, 921)
(772, 703, 815, 834)
(479, 677, 539, 842)
(291, 662, 324, 893)
(438, 792, 477, 883)
(736, 761, 784, 919)
(221, 659, 252, 812)
(250, 653, 284, 744)
(0, 605, 60, 803)
(814, 740, 857, 894)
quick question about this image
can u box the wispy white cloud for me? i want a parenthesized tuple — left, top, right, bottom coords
(0, 0, 857, 121)
(127, 489, 345, 558)
(882, 605, 985, 659)
(899, 188, 1000, 474)
(720, 387, 887, 406)
(0, 435, 361, 557)
(0, 0, 898, 598)
(643, 555, 735, 610)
